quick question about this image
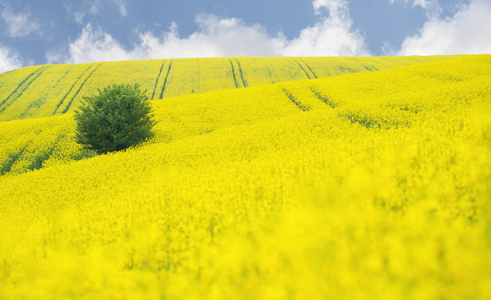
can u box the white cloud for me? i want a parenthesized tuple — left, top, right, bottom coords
(63, 24, 136, 63)
(0, 46, 23, 74)
(110, 0, 127, 17)
(283, 0, 370, 56)
(64, 0, 127, 24)
(52, 0, 369, 64)
(411, 0, 439, 11)
(73, 0, 102, 24)
(398, 0, 491, 55)
(389, 0, 441, 19)
(137, 15, 285, 58)
(313, 0, 348, 16)
(59, 16, 284, 63)
(388, 0, 439, 11)
(0, 6, 40, 37)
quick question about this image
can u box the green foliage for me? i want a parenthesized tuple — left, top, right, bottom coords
(74, 84, 155, 154)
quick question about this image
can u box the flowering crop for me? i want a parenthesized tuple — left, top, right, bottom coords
(0, 55, 490, 299)
(0, 56, 459, 122)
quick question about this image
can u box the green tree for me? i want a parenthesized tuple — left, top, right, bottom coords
(74, 84, 155, 154)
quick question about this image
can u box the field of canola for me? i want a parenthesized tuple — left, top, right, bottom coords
(0, 55, 490, 299)
(0, 55, 459, 122)
(0, 55, 468, 175)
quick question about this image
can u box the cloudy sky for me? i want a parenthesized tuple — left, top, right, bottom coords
(1, 0, 491, 73)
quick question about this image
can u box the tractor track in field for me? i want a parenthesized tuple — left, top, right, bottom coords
(0, 66, 50, 114)
(53, 65, 94, 114)
(61, 63, 103, 114)
(152, 60, 166, 99)
(159, 60, 174, 99)
(0, 147, 25, 175)
(309, 87, 337, 109)
(310, 87, 338, 108)
(295, 60, 312, 79)
(229, 59, 240, 88)
(282, 88, 310, 112)
(298, 59, 318, 79)
(234, 58, 247, 88)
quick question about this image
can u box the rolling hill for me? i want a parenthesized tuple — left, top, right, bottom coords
(0, 55, 461, 122)
(0, 55, 490, 299)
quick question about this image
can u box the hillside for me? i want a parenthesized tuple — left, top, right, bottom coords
(0, 55, 490, 299)
(0, 55, 461, 122)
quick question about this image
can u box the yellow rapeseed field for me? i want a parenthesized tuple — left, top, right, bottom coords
(0, 55, 490, 299)
(0, 55, 459, 122)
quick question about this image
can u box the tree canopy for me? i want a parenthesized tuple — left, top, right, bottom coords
(74, 84, 155, 154)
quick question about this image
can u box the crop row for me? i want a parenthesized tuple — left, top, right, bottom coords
(0, 56, 462, 122)
(0, 55, 489, 299)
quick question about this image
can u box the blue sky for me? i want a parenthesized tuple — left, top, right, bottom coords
(1, 0, 490, 73)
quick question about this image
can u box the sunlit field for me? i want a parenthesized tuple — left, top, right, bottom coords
(0, 55, 490, 299)
(0, 55, 457, 122)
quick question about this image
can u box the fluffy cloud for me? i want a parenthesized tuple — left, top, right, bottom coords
(283, 0, 370, 56)
(0, 6, 40, 37)
(65, 24, 134, 63)
(398, 0, 491, 55)
(52, 0, 369, 64)
(0, 46, 23, 73)
(56, 16, 283, 64)
(137, 15, 285, 59)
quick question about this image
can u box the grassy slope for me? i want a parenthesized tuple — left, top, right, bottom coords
(0, 55, 462, 121)
(0, 55, 490, 299)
